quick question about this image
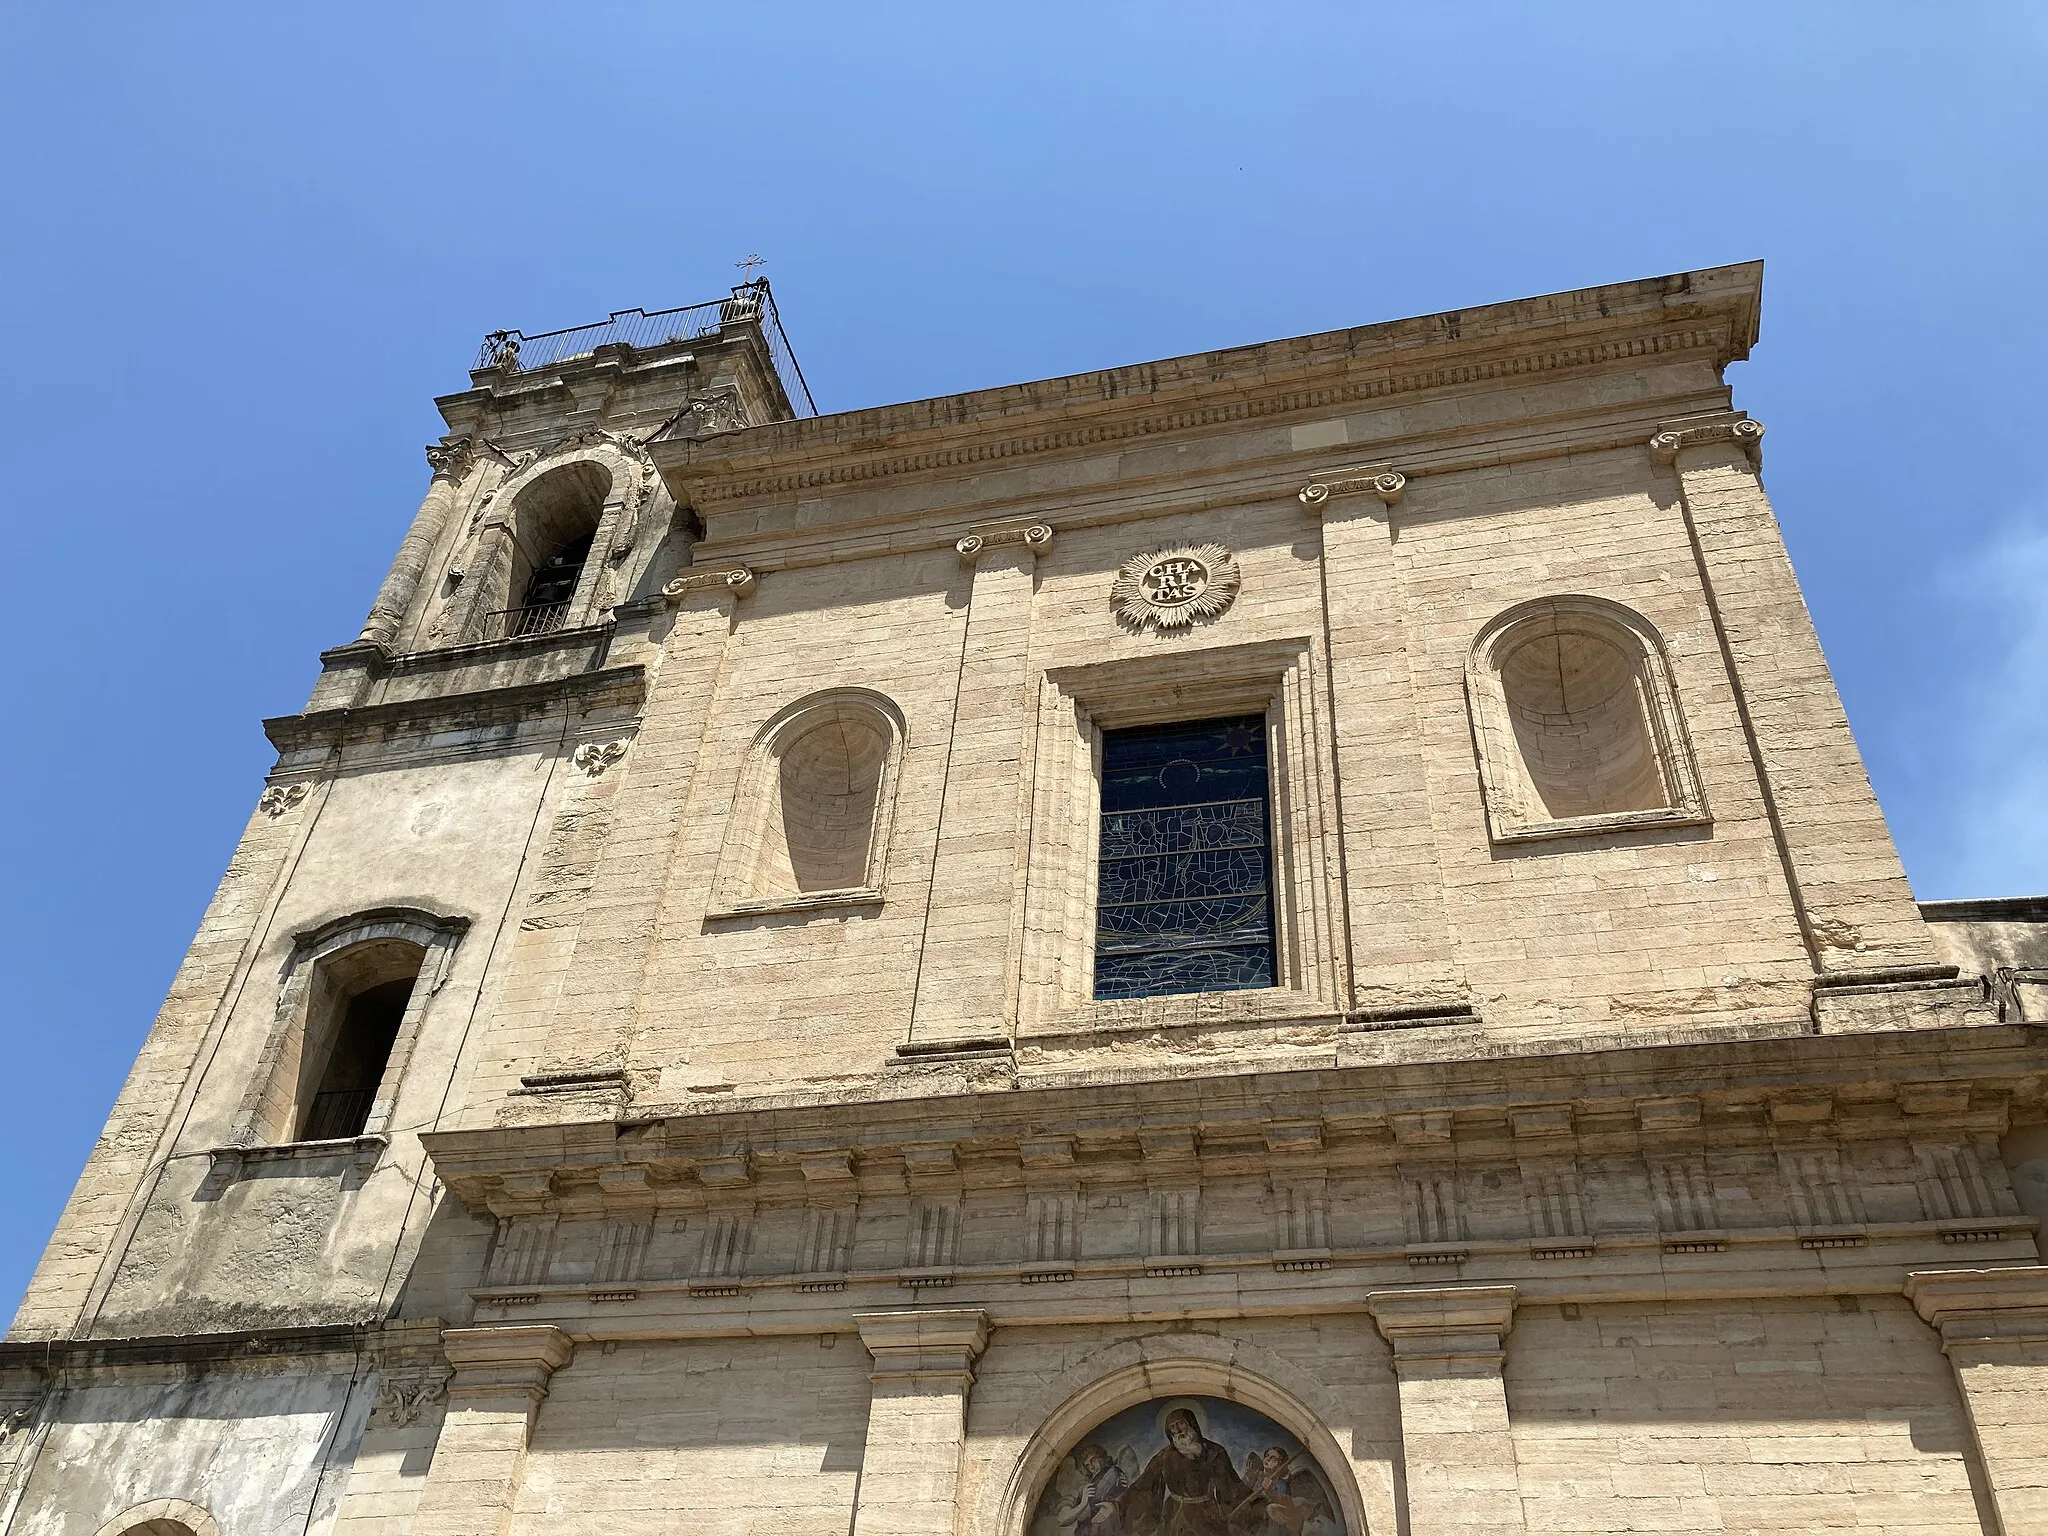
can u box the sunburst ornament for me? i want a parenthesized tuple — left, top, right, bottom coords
(1110, 543, 1241, 633)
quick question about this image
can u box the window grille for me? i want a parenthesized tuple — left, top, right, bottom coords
(1093, 715, 1276, 1000)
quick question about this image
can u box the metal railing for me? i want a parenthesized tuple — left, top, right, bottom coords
(488, 601, 570, 640)
(475, 278, 817, 417)
(300, 1088, 375, 1142)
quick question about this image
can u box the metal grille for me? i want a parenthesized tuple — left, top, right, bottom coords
(300, 1088, 375, 1142)
(474, 279, 817, 417)
(1094, 715, 1276, 1000)
(488, 601, 570, 640)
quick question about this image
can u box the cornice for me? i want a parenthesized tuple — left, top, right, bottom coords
(265, 665, 645, 756)
(650, 265, 1761, 510)
(419, 1018, 2045, 1210)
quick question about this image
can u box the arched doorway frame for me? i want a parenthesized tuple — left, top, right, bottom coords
(979, 1331, 1379, 1536)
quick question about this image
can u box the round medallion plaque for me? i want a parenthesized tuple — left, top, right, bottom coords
(1111, 543, 1241, 632)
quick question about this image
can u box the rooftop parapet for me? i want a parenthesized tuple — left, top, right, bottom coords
(469, 278, 816, 418)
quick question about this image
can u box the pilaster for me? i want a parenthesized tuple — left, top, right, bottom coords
(908, 522, 1052, 1047)
(359, 438, 475, 646)
(1366, 1284, 1523, 1535)
(413, 1325, 573, 1536)
(1653, 413, 1938, 974)
(850, 1309, 991, 1536)
(536, 569, 753, 1066)
(1299, 467, 1468, 1017)
(1904, 1266, 2048, 1535)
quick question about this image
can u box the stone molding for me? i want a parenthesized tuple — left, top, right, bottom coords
(1297, 464, 1406, 511)
(673, 325, 1730, 508)
(1904, 1266, 2048, 1349)
(1366, 1283, 1517, 1364)
(655, 265, 1761, 507)
(265, 665, 647, 758)
(853, 1308, 990, 1385)
(662, 566, 756, 602)
(439, 1324, 574, 1405)
(955, 521, 1053, 564)
(1649, 411, 1766, 467)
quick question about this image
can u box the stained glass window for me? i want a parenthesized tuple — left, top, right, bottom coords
(1094, 714, 1276, 1000)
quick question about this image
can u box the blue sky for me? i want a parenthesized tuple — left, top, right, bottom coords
(1, 2, 2043, 1320)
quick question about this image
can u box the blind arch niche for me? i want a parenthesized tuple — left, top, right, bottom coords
(1466, 595, 1709, 844)
(711, 689, 907, 916)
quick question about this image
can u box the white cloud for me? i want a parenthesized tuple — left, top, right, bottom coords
(1916, 508, 2048, 897)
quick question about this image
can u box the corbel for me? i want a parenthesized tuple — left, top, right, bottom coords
(1297, 463, 1407, 512)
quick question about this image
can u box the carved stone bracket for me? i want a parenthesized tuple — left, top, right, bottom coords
(571, 740, 629, 777)
(663, 567, 756, 603)
(1298, 464, 1406, 511)
(1649, 414, 1765, 467)
(955, 522, 1054, 564)
(368, 1317, 452, 1429)
(258, 782, 312, 819)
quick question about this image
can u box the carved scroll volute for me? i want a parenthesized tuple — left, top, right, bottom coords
(956, 522, 1054, 564)
(662, 567, 756, 604)
(1298, 465, 1407, 512)
(1649, 416, 1765, 468)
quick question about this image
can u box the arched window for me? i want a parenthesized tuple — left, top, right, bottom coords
(229, 909, 467, 1148)
(712, 691, 906, 915)
(1466, 596, 1708, 843)
(499, 461, 610, 637)
(93, 1500, 220, 1536)
(294, 943, 421, 1141)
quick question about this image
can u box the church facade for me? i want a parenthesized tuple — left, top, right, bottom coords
(4, 264, 2046, 1536)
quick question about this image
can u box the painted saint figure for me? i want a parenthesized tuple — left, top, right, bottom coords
(1115, 1407, 1247, 1536)
(1053, 1443, 1131, 1535)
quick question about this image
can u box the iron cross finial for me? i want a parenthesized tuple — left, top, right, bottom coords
(735, 252, 766, 282)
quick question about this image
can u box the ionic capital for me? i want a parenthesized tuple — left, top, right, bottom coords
(1298, 464, 1406, 512)
(424, 435, 476, 483)
(956, 522, 1054, 565)
(663, 566, 756, 603)
(1649, 413, 1765, 467)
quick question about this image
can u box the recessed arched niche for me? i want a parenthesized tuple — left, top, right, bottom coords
(1027, 1395, 1351, 1536)
(711, 690, 907, 916)
(1466, 595, 1708, 844)
(501, 460, 612, 636)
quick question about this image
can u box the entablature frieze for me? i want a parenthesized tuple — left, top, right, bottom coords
(422, 1020, 2045, 1228)
(677, 394, 1730, 576)
(653, 265, 1760, 515)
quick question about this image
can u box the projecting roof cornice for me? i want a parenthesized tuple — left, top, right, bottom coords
(649, 263, 1762, 512)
